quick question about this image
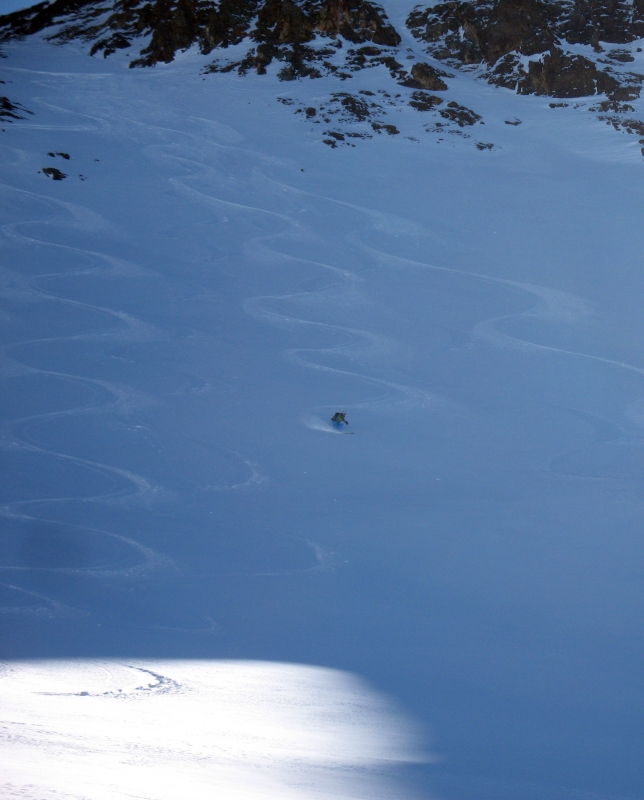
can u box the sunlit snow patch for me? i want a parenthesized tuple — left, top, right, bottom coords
(0, 659, 428, 800)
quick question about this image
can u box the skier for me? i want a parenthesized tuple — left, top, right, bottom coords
(331, 412, 348, 428)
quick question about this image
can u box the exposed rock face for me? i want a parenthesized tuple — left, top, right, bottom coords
(560, 0, 644, 47)
(408, 89, 444, 109)
(41, 166, 66, 179)
(407, 0, 555, 65)
(408, 61, 448, 90)
(0, 0, 400, 68)
(3, 0, 644, 154)
(522, 48, 617, 96)
(0, 94, 31, 119)
(407, 0, 644, 60)
(4, 0, 641, 99)
(313, 0, 400, 45)
(283, 88, 407, 146)
(438, 99, 482, 125)
(407, 0, 644, 98)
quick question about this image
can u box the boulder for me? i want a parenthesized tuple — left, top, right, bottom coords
(409, 62, 448, 90)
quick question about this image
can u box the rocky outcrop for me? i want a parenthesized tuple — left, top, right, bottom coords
(404, 61, 449, 90)
(0, 94, 31, 119)
(6, 0, 640, 98)
(520, 48, 616, 96)
(313, 0, 400, 45)
(407, 0, 644, 60)
(408, 89, 444, 109)
(407, 0, 644, 98)
(246, 1, 400, 77)
(438, 99, 482, 125)
(407, 0, 557, 65)
(0, 0, 400, 68)
(41, 166, 67, 179)
(3, 0, 644, 155)
(560, 0, 644, 48)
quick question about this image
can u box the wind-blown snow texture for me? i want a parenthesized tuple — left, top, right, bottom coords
(2, 5, 644, 799)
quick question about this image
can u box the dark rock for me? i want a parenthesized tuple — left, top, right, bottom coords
(0, 0, 400, 71)
(354, 45, 381, 56)
(438, 100, 481, 126)
(90, 31, 131, 57)
(559, 0, 644, 47)
(371, 121, 399, 133)
(0, 95, 31, 120)
(598, 114, 644, 135)
(41, 167, 66, 180)
(314, 0, 400, 46)
(407, 0, 556, 66)
(208, 40, 339, 78)
(406, 0, 644, 98)
(591, 100, 635, 112)
(608, 85, 641, 100)
(607, 48, 635, 62)
(408, 0, 644, 60)
(274, 44, 326, 79)
(345, 49, 407, 80)
(408, 90, 443, 110)
(519, 48, 617, 97)
(621, 117, 644, 134)
(407, 61, 448, 90)
(254, 0, 315, 46)
(330, 91, 372, 120)
(484, 53, 524, 89)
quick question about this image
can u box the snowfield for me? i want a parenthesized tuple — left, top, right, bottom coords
(0, 659, 426, 800)
(2, 8, 644, 799)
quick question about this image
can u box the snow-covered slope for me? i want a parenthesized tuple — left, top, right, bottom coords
(1, 659, 426, 799)
(2, 5, 644, 799)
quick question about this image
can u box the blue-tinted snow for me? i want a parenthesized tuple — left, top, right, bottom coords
(0, 0, 33, 13)
(1, 25, 644, 800)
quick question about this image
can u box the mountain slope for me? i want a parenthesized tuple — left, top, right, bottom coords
(3, 0, 644, 152)
(1, 3, 644, 800)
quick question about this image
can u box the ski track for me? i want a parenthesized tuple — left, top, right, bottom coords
(0, 181, 181, 613)
(0, 109, 340, 617)
(238, 173, 644, 478)
(165, 163, 448, 414)
(0, 582, 87, 619)
(4, 66, 644, 624)
(246, 174, 644, 410)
